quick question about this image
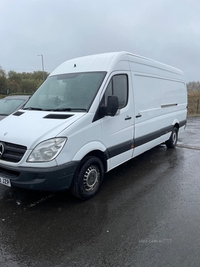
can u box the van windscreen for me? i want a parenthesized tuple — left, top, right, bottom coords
(24, 72, 106, 112)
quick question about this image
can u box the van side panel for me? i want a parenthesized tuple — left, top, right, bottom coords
(128, 56, 187, 157)
(127, 54, 183, 79)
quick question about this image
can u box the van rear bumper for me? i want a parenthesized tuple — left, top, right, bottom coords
(0, 161, 80, 191)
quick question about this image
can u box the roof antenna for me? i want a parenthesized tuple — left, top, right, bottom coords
(74, 64, 76, 67)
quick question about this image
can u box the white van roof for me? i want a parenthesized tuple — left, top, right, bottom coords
(50, 51, 184, 79)
(50, 52, 122, 75)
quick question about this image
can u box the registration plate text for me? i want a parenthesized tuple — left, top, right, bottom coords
(0, 177, 11, 187)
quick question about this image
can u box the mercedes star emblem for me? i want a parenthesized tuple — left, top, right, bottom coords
(0, 142, 5, 158)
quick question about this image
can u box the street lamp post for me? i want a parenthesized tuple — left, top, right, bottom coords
(38, 54, 45, 81)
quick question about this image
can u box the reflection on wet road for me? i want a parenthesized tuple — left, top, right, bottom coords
(0, 118, 200, 267)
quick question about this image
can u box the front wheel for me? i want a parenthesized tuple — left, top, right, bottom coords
(165, 126, 178, 148)
(70, 156, 104, 200)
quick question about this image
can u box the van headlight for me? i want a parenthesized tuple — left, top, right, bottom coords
(27, 138, 67, 162)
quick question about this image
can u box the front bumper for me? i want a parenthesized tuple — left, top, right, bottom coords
(0, 161, 79, 191)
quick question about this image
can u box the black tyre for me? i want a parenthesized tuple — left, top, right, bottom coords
(70, 156, 104, 200)
(165, 126, 178, 148)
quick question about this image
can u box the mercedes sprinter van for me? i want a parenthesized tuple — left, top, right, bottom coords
(0, 52, 187, 199)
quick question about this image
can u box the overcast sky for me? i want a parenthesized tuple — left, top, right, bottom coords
(0, 0, 200, 82)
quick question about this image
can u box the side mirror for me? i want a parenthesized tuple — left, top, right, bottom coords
(107, 96, 119, 116)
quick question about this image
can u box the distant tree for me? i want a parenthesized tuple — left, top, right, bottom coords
(6, 70, 49, 95)
(187, 81, 200, 91)
(0, 66, 7, 94)
(7, 71, 22, 94)
(0, 67, 6, 76)
(21, 78, 39, 94)
(32, 70, 49, 81)
(6, 79, 21, 94)
(29, 70, 49, 88)
(0, 67, 49, 96)
(8, 70, 22, 82)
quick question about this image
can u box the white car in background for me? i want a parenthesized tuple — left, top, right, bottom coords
(0, 95, 31, 121)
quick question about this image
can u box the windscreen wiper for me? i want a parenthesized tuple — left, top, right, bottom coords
(49, 108, 72, 111)
(23, 107, 44, 111)
(24, 107, 87, 112)
(49, 108, 87, 112)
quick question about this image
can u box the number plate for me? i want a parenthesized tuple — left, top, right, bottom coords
(0, 177, 11, 187)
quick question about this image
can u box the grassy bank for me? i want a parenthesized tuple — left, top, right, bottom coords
(188, 91, 200, 116)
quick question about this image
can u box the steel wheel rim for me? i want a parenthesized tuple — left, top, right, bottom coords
(172, 131, 177, 145)
(83, 165, 100, 192)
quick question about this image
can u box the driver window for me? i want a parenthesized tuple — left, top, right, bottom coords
(102, 74, 128, 109)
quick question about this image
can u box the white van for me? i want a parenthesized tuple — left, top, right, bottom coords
(0, 52, 187, 200)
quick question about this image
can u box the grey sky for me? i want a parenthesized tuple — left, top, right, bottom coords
(0, 0, 200, 82)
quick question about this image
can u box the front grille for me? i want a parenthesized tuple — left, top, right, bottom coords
(0, 141, 27, 163)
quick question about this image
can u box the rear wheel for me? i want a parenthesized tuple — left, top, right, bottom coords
(165, 126, 178, 148)
(70, 156, 104, 200)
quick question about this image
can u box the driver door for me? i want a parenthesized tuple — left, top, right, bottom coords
(100, 72, 134, 170)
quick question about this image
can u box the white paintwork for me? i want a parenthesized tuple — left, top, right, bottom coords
(0, 52, 187, 177)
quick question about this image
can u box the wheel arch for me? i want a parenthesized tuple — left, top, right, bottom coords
(73, 141, 108, 173)
(172, 119, 180, 131)
(165, 121, 179, 149)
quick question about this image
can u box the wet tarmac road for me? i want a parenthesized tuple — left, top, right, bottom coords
(0, 117, 200, 267)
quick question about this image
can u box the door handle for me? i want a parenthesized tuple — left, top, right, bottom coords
(136, 113, 142, 118)
(125, 116, 132, 120)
